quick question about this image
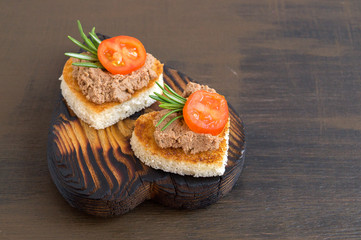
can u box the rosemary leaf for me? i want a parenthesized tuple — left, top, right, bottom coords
(156, 109, 182, 127)
(72, 61, 104, 68)
(162, 90, 186, 105)
(164, 84, 187, 102)
(77, 20, 97, 52)
(149, 95, 164, 103)
(89, 31, 101, 47)
(156, 82, 186, 104)
(151, 82, 188, 131)
(161, 115, 183, 131)
(64, 52, 98, 61)
(158, 103, 184, 109)
(153, 92, 179, 105)
(67, 36, 98, 56)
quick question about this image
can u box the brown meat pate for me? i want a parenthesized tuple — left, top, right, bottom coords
(72, 53, 158, 104)
(153, 83, 222, 154)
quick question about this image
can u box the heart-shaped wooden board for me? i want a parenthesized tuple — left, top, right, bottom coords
(47, 34, 246, 217)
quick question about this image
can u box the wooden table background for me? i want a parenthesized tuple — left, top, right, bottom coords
(1, 0, 361, 239)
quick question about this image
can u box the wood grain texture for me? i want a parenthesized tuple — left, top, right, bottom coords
(3, 0, 361, 239)
(47, 66, 246, 216)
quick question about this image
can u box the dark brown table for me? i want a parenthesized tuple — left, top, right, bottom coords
(1, 0, 361, 239)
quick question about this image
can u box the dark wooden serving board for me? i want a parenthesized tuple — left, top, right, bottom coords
(47, 43, 246, 217)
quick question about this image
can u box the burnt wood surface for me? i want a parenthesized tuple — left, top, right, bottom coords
(47, 66, 245, 217)
(2, 0, 361, 239)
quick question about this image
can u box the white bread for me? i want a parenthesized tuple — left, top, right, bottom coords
(59, 58, 164, 129)
(130, 112, 230, 177)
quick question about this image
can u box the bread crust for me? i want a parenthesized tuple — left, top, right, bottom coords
(60, 57, 164, 129)
(130, 111, 229, 177)
(62, 58, 163, 113)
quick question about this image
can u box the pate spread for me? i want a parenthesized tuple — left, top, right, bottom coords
(181, 82, 216, 98)
(153, 83, 222, 154)
(72, 53, 157, 104)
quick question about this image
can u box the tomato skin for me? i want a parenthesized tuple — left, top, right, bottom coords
(97, 36, 146, 75)
(183, 90, 229, 136)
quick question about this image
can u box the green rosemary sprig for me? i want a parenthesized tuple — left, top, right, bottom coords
(150, 82, 187, 131)
(64, 20, 104, 69)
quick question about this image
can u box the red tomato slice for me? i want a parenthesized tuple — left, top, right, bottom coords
(97, 36, 146, 75)
(183, 90, 229, 136)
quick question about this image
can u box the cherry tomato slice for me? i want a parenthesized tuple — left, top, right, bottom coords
(97, 36, 146, 75)
(183, 90, 229, 136)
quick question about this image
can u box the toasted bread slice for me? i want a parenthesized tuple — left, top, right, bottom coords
(60, 58, 164, 129)
(130, 111, 230, 177)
